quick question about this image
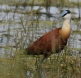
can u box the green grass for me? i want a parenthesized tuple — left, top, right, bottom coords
(0, 0, 81, 78)
(0, 0, 81, 7)
(0, 51, 81, 78)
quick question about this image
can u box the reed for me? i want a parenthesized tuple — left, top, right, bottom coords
(0, 0, 81, 78)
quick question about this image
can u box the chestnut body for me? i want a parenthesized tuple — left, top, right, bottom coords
(26, 28, 68, 58)
(24, 10, 71, 61)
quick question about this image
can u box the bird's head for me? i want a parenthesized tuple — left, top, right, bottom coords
(61, 10, 71, 20)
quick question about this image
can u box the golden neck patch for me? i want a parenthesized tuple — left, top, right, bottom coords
(59, 20, 71, 40)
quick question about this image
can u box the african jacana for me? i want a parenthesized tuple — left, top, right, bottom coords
(24, 10, 71, 62)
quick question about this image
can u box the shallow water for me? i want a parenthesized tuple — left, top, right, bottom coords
(0, 4, 81, 57)
(0, 4, 81, 78)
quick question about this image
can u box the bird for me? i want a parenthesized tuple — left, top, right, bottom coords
(24, 10, 71, 62)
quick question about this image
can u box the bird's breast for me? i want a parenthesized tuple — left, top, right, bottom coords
(59, 28, 70, 40)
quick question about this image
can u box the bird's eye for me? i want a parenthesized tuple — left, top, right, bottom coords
(66, 10, 71, 13)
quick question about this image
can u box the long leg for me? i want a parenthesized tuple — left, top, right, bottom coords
(40, 52, 51, 63)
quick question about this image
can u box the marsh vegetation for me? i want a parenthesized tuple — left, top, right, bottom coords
(0, 0, 81, 78)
